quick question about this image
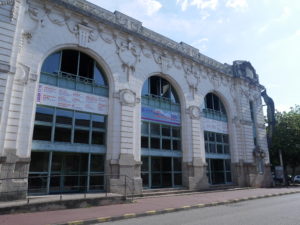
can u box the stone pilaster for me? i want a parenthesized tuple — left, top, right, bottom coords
(109, 89, 142, 195)
(183, 106, 209, 190)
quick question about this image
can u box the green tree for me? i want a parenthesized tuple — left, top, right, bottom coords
(270, 105, 300, 176)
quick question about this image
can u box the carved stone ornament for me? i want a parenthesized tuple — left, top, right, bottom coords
(182, 61, 200, 99)
(66, 19, 99, 48)
(114, 36, 141, 81)
(15, 64, 30, 84)
(188, 106, 201, 120)
(153, 49, 172, 74)
(23, 2, 46, 45)
(98, 24, 113, 44)
(119, 89, 137, 106)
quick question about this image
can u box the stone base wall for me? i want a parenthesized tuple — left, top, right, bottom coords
(232, 162, 272, 188)
(182, 158, 209, 190)
(0, 153, 30, 201)
(108, 154, 142, 196)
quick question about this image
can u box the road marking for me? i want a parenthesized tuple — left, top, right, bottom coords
(164, 208, 175, 211)
(97, 217, 111, 222)
(146, 210, 157, 214)
(123, 213, 136, 218)
(68, 221, 83, 225)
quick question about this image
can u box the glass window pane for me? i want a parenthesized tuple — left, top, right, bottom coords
(223, 134, 229, 144)
(205, 93, 213, 109)
(173, 158, 182, 171)
(35, 106, 54, 122)
(33, 125, 52, 141)
(90, 154, 104, 172)
(172, 127, 180, 138)
(174, 173, 182, 186)
(150, 76, 160, 96)
(94, 65, 107, 86)
(142, 173, 149, 187)
(162, 173, 172, 187)
(213, 94, 220, 111)
(75, 112, 90, 127)
(150, 137, 160, 149)
(151, 157, 161, 171)
(171, 87, 179, 103)
(224, 145, 230, 154)
(161, 79, 170, 98)
(162, 125, 171, 136)
(29, 152, 49, 172)
(141, 122, 149, 135)
(79, 52, 93, 79)
(172, 140, 181, 150)
(74, 129, 89, 144)
(92, 115, 105, 129)
(209, 143, 216, 153)
(205, 143, 209, 152)
(150, 123, 160, 136)
(142, 79, 149, 96)
(41, 52, 61, 74)
(54, 127, 71, 142)
(162, 139, 171, 150)
(209, 132, 215, 142)
(162, 157, 171, 171)
(141, 136, 149, 148)
(60, 50, 78, 75)
(216, 133, 222, 142)
(56, 109, 73, 125)
(92, 131, 105, 145)
(141, 157, 149, 171)
(217, 144, 223, 154)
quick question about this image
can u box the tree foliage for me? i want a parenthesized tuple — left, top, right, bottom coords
(270, 105, 300, 175)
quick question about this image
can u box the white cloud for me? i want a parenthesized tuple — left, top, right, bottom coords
(191, 0, 218, 10)
(226, 0, 248, 10)
(137, 0, 162, 16)
(176, 0, 218, 11)
(192, 38, 209, 51)
(176, 0, 189, 11)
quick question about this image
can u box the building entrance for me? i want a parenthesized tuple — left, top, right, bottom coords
(141, 156, 182, 188)
(28, 152, 105, 194)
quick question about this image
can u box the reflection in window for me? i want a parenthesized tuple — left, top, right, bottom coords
(142, 76, 179, 103)
(41, 50, 108, 87)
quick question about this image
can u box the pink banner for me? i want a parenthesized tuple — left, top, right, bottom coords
(36, 84, 108, 115)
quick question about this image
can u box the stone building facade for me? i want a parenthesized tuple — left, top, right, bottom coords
(0, 0, 272, 200)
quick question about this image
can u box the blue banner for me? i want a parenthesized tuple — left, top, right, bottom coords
(141, 106, 181, 125)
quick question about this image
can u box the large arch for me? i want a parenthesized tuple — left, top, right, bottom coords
(28, 47, 113, 194)
(202, 90, 234, 185)
(139, 73, 186, 189)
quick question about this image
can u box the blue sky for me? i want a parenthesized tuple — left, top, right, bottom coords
(88, 0, 300, 112)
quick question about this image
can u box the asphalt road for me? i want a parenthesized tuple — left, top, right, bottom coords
(101, 193, 300, 225)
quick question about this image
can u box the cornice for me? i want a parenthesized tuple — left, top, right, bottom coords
(41, 0, 261, 87)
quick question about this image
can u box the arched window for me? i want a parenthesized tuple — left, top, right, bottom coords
(203, 93, 227, 121)
(203, 93, 231, 185)
(40, 50, 108, 96)
(141, 76, 182, 189)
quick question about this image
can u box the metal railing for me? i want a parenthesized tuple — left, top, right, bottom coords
(202, 108, 227, 122)
(0, 174, 135, 203)
(40, 71, 109, 97)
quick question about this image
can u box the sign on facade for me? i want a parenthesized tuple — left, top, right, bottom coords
(37, 84, 109, 115)
(142, 106, 181, 125)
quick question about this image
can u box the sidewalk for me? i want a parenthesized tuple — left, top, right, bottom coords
(0, 187, 300, 225)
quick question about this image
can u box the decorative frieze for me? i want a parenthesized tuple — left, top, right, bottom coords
(114, 36, 141, 81)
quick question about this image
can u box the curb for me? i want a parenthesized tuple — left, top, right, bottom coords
(54, 190, 300, 225)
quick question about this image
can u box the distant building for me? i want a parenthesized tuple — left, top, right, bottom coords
(0, 0, 272, 200)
